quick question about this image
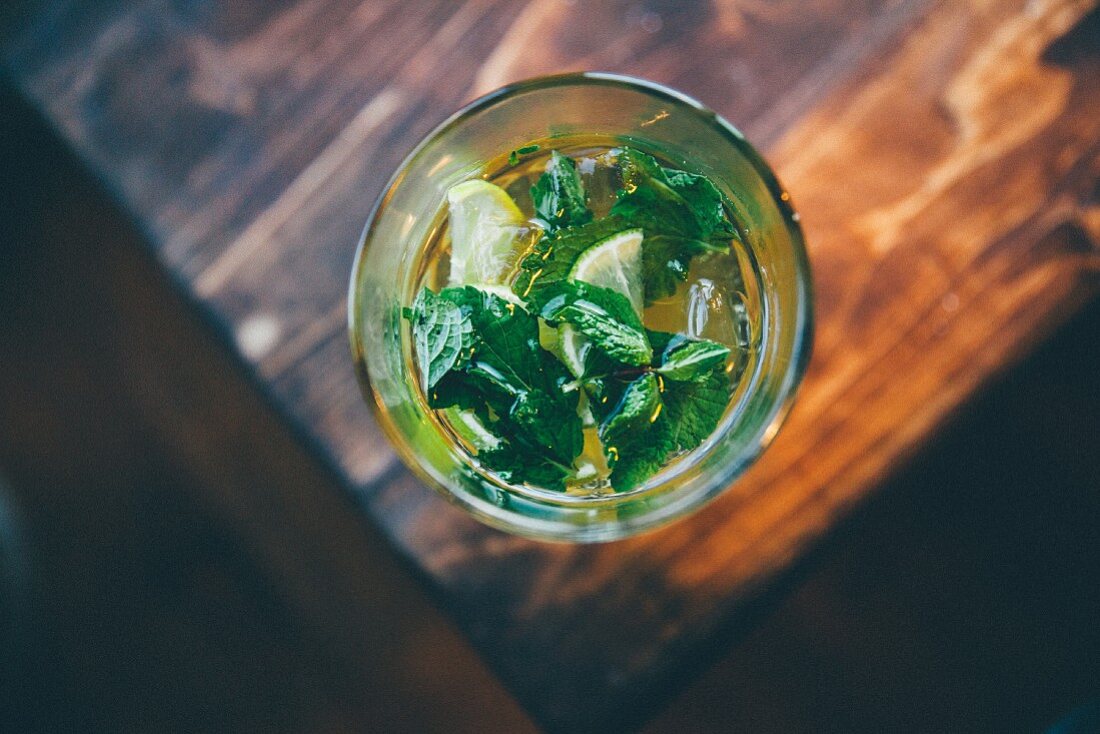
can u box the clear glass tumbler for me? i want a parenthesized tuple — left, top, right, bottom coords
(349, 72, 812, 542)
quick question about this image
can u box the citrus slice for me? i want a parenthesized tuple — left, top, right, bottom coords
(559, 229, 645, 376)
(446, 180, 526, 286)
(437, 285, 520, 455)
(568, 228, 645, 312)
(444, 408, 501, 452)
(474, 283, 523, 305)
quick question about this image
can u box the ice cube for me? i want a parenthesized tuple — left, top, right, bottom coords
(686, 278, 718, 338)
(686, 276, 753, 351)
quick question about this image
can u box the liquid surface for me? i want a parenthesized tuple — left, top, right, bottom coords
(407, 139, 762, 496)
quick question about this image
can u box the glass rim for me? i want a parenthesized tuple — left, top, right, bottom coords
(348, 72, 814, 542)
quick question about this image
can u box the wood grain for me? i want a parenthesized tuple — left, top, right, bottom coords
(0, 83, 536, 733)
(642, 299, 1100, 732)
(4, 0, 1098, 730)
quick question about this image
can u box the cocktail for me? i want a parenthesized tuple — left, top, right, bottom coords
(349, 73, 811, 541)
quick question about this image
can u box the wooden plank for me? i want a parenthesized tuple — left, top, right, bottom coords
(0, 82, 537, 733)
(4, 0, 1098, 731)
(3, 0, 916, 487)
(643, 299, 1100, 732)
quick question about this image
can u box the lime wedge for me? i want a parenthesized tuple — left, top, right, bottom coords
(447, 180, 526, 286)
(474, 283, 523, 305)
(559, 229, 645, 376)
(439, 284, 519, 454)
(444, 408, 501, 451)
(568, 229, 645, 313)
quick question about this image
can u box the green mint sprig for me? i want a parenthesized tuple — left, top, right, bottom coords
(610, 148, 740, 302)
(581, 325, 733, 490)
(531, 280, 652, 367)
(406, 286, 583, 489)
(406, 146, 744, 491)
(516, 147, 738, 304)
(511, 215, 629, 301)
(528, 280, 733, 490)
(530, 150, 593, 235)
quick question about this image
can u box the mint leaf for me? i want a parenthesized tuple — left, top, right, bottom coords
(650, 330, 732, 453)
(511, 215, 629, 300)
(605, 369, 731, 491)
(477, 444, 573, 490)
(614, 148, 735, 249)
(407, 287, 474, 389)
(587, 328, 734, 490)
(532, 280, 652, 367)
(531, 150, 592, 235)
(638, 235, 690, 301)
(598, 374, 662, 441)
(509, 388, 582, 464)
(596, 373, 668, 486)
(610, 148, 738, 302)
(431, 372, 489, 414)
(459, 288, 582, 465)
(656, 336, 730, 381)
(406, 286, 584, 484)
(661, 368, 730, 461)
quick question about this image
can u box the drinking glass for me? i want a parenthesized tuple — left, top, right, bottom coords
(349, 72, 812, 542)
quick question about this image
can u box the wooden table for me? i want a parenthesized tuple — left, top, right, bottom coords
(4, 1, 1097, 730)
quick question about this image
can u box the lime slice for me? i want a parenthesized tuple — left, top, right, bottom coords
(570, 425, 612, 490)
(447, 180, 526, 286)
(559, 229, 645, 376)
(558, 331, 588, 379)
(474, 283, 522, 305)
(439, 284, 519, 453)
(443, 408, 501, 451)
(568, 228, 645, 312)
